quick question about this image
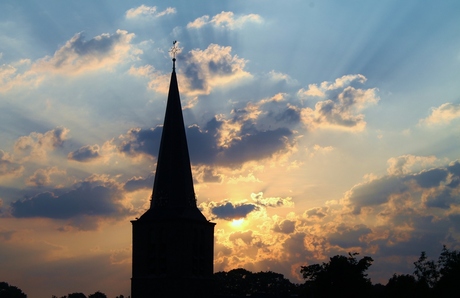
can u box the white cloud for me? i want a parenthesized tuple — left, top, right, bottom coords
(140, 43, 251, 96)
(0, 150, 24, 179)
(387, 155, 438, 176)
(187, 11, 263, 29)
(26, 167, 65, 187)
(420, 102, 460, 125)
(251, 192, 294, 208)
(125, 5, 176, 19)
(14, 127, 69, 161)
(32, 30, 137, 75)
(299, 74, 379, 131)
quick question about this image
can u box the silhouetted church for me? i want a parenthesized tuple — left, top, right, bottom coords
(131, 49, 215, 297)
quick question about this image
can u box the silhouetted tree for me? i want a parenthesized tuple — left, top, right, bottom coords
(67, 293, 86, 298)
(215, 268, 253, 296)
(413, 251, 439, 289)
(0, 282, 27, 298)
(385, 274, 420, 297)
(87, 292, 106, 298)
(214, 268, 297, 297)
(300, 252, 373, 298)
(435, 245, 460, 296)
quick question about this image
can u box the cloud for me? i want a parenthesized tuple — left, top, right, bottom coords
(179, 44, 251, 95)
(0, 59, 33, 92)
(14, 127, 69, 160)
(229, 230, 254, 245)
(250, 192, 294, 208)
(299, 74, 379, 131)
(411, 168, 448, 188)
(328, 224, 372, 249)
(125, 5, 176, 19)
(345, 159, 460, 214)
(118, 127, 162, 158)
(0, 150, 23, 178)
(209, 201, 259, 220)
(118, 111, 294, 167)
(123, 174, 154, 192)
(187, 11, 263, 29)
(9, 180, 132, 229)
(32, 30, 137, 75)
(420, 102, 460, 125)
(26, 167, 65, 187)
(0, 228, 15, 241)
(132, 43, 250, 96)
(273, 219, 296, 234)
(68, 145, 101, 162)
(387, 155, 438, 176)
(304, 207, 329, 219)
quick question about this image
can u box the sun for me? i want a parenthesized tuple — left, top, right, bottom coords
(231, 218, 245, 227)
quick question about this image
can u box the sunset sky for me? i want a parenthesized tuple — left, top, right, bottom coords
(1, 0, 460, 297)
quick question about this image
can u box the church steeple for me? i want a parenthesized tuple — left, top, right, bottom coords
(137, 41, 205, 221)
(131, 43, 215, 298)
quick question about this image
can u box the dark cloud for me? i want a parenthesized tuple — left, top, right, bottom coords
(208, 59, 233, 75)
(124, 174, 154, 192)
(273, 219, 296, 234)
(274, 107, 301, 124)
(10, 181, 131, 222)
(67, 145, 100, 162)
(118, 116, 293, 167)
(119, 127, 162, 157)
(411, 168, 448, 188)
(328, 224, 371, 249)
(70, 32, 120, 57)
(183, 61, 206, 91)
(185, 124, 219, 164)
(221, 127, 292, 165)
(425, 188, 458, 209)
(448, 214, 460, 231)
(211, 201, 258, 220)
(348, 176, 408, 214)
(348, 161, 460, 214)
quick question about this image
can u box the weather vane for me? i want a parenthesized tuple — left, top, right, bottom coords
(170, 40, 179, 71)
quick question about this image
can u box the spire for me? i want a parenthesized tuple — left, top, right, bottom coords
(140, 42, 206, 221)
(171, 40, 178, 72)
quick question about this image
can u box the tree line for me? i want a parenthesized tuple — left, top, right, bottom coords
(2, 245, 459, 297)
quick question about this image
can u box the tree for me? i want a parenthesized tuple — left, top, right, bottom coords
(300, 252, 373, 298)
(67, 293, 86, 298)
(385, 274, 419, 298)
(435, 245, 460, 295)
(0, 282, 27, 298)
(87, 292, 106, 298)
(413, 251, 439, 289)
(214, 268, 297, 297)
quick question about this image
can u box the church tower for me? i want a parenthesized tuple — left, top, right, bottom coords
(131, 44, 215, 297)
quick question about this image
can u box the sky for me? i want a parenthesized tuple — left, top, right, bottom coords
(1, 0, 460, 296)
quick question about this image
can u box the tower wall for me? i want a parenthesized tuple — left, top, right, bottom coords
(131, 218, 215, 297)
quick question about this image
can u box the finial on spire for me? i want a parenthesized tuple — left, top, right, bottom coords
(170, 40, 179, 71)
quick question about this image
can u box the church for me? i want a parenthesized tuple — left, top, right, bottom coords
(131, 45, 216, 297)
